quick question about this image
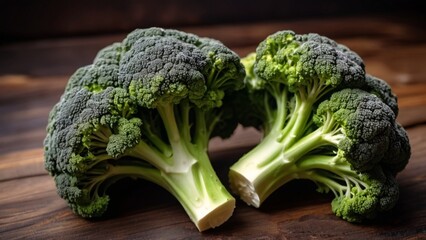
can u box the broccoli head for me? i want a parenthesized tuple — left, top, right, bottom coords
(44, 27, 245, 231)
(229, 30, 410, 223)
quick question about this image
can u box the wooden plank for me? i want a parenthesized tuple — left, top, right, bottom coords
(393, 83, 426, 127)
(0, 125, 424, 238)
(0, 76, 68, 154)
(0, 148, 45, 181)
(1, 16, 425, 76)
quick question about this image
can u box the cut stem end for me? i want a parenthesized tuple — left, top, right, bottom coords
(195, 198, 236, 232)
(229, 169, 261, 208)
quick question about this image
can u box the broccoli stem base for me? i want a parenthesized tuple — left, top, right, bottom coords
(229, 154, 298, 208)
(228, 129, 287, 207)
(116, 141, 235, 231)
(155, 151, 236, 232)
(229, 125, 345, 207)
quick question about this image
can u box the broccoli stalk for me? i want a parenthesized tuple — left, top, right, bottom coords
(127, 102, 235, 231)
(44, 28, 245, 231)
(229, 31, 410, 222)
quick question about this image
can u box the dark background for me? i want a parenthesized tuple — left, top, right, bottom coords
(1, 0, 424, 42)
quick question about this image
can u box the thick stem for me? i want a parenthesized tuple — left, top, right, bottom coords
(229, 129, 291, 207)
(105, 150, 235, 231)
(154, 103, 197, 173)
(229, 126, 337, 207)
(122, 104, 235, 230)
(229, 160, 299, 207)
(160, 152, 235, 232)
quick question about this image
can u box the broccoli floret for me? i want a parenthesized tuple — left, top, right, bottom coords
(44, 27, 245, 231)
(229, 31, 410, 222)
(362, 74, 399, 115)
(66, 43, 122, 92)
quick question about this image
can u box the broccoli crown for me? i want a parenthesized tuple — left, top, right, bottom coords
(254, 30, 365, 93)
(44, 86, 139, 216)
(118, 28, 244, 109)
(229, 30, 410, 224)
(235, 31, 370, 141)
(44, 27, 244, 231)
(310, 89, 409, 222)
(314, 88, 396, 171)
(120, 36, 208, 108)
(362, 74, 399, 115)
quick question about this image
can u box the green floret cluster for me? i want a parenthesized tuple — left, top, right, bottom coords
(229, 31, 410, 223)
(45, 28, 244, 232)
(45, 28, 410, 231)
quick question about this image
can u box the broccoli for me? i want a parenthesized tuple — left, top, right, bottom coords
(228, 31, 410, 222)
(44, 28, 245, 231)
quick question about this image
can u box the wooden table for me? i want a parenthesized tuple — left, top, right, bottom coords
(1, 15, 425, 239)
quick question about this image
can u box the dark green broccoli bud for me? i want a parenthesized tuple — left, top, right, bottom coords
(106, 118, 142, 158)
(122, 27, 202, 51)
(186, 39, 246, 139)
(54, 172, 110, 218)
(66, 43, 122, 93)
(296, 32, 365, 70)
(195, 38, 245, 107)
(44, 27, 244, 231)
(44, 88, 92, 174)
(381, 123, 411, 174)
(94, 42, 123, 66)
(65, 66, 91, 91)
(120, 30, 244, 110)
(361, 74, 399, 116)
(314, 88, 395, 171)
(120, 36, 208, 108)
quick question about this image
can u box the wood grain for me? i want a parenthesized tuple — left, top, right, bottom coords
(0, 16, 425, 239)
